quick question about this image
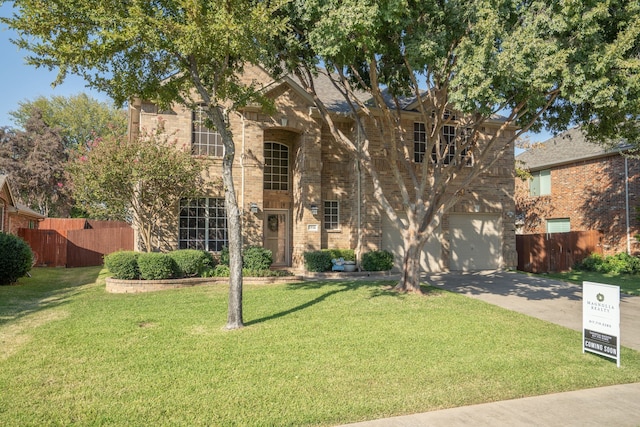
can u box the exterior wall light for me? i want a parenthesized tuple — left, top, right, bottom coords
(280, 117, 288, 127)
(310, 204, 319, 215)
(250, 202, 258, 214)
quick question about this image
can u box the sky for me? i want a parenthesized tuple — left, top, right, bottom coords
(0, 3, 552, 146)
(0, 3, 111, 127)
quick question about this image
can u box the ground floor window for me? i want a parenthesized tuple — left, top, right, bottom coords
(179, 198, 228, 251)
(324, 200, 339, 230)
(546, 218, 570, 233)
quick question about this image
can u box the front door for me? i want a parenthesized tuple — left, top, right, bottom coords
(264, 210, 289, 266)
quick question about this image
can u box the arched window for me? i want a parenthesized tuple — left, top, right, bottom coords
(263, 142, 289, 191)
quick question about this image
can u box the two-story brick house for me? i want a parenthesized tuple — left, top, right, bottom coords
(130, 66, 517, 271)
(515, 127, 640, 256)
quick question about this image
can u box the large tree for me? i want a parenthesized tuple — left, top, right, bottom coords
(271, 0, 640, 292)
(3, 0, 287, 329)
(0, 110, 67, 216)
(69, 127, 205, 252)
(9, 93, 127, 149)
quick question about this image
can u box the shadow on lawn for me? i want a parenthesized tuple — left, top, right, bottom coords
(245, 280, 400, 326)
(0, 266, 102, 327)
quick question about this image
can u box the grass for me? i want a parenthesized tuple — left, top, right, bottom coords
(1, 267, 640, 426)
(535, 270, 640, 296)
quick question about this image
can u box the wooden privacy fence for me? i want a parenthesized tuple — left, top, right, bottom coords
(516, 230, 603, 273)
(19, 221, 133, 268)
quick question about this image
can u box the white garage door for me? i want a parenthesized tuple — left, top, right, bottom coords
(449, 214, 502, 271)
(381, 214, 443, 273)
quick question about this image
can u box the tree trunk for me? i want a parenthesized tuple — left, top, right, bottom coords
(224, 166, 244, 329)
(219, 127, 244, 330)
(395, 237, 426, 294)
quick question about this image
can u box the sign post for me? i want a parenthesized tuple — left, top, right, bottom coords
(583, 281, 620, 367)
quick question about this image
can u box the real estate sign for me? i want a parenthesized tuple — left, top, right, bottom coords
(583, 281, 620, 367)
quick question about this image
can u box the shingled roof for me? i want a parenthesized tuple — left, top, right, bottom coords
(516, 127, 622, 170)
(291, 70, 509, 122)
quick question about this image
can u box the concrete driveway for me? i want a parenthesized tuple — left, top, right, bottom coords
(424, 270, 640, 351)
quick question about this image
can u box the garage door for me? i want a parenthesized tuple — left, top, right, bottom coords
(381, 214, 443, 273)
(449, 214, 502, 271)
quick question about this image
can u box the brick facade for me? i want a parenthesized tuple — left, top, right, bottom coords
(133, 66, 517, 271)
(516, 153, 640, 256)
(0, 175, 44, 235)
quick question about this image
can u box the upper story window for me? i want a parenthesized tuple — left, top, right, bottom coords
(414, 122, 427, 163)
(414, 120, 473, 166)
(530, 170, 551, 196)
(0, 203, 4, 232)
(324, 200, 339, 230)
(432, 124, 457, 164)
(264, 142, 289, 191)
(192, 106, 224, 157)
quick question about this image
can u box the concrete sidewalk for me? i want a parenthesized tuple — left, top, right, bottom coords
(340, 382, 640, 426)
(337, 270, 640, 426)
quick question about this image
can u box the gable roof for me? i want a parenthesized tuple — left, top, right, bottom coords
(516, 127, 624, 170)
(0, 174, 16, 206)
(0, 175, 45, 219)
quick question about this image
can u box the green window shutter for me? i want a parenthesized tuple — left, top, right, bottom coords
(546, 218, 570, 233)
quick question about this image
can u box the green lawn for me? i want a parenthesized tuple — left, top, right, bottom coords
(534, 270, 640, 296)
(2, 267, 640, 426)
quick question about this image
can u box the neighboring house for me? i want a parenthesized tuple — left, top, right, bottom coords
(515, 127, 640, 256)
(129, 66, 517, 272)
(0, 174, 45, 235)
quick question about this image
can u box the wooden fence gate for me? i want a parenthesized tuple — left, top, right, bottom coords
(516, 230, 603, 273)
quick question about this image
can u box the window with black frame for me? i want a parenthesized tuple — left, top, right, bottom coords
(178, 198, 228, 251)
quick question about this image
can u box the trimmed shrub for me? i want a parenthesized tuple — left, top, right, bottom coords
(575, 252, 640, 275)
(219, 246, 230, 266)
(574, 253, 605, 272)
(137, 252, 179, 280)
(362, 250, 394, 271)
(303, 250, 333, 272)
(169, 249, 215, 278)
(104, 251, 140, 279)
(243, 246, 273, 271)
(326, 249, 355, 262)
(211, 264, 231, 277)
(0, 232, 33, 285)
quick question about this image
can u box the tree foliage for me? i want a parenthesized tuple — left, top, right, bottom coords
(4, 0, 288, 329)
(69, 127, 205, 253)
(0, 110, 68, 216)
(270, 0, 640, 292)
(9, 94, 127, 149)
